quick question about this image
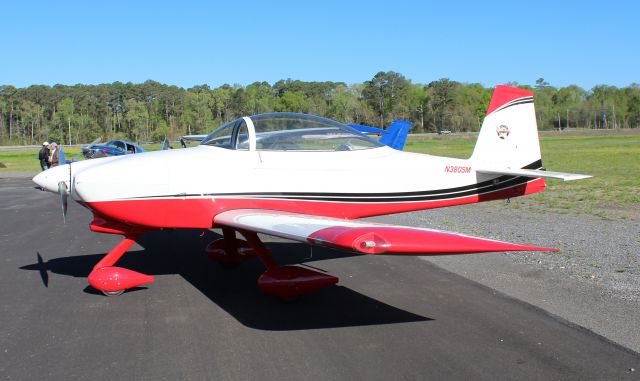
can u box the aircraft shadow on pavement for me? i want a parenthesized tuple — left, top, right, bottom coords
(21, 229, 431, 330)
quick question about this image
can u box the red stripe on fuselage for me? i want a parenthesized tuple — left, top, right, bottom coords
(84, 178, 546, 229)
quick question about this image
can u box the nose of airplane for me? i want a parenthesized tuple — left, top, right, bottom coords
(33, 165, 70, 193)
(71, 152, 171, 204)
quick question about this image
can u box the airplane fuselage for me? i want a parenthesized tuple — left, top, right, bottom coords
(45, 145, 545, 229)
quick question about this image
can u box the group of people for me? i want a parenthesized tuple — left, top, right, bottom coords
(38, 141, 60, 171)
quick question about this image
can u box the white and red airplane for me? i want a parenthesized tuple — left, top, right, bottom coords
(34, 85, 589, 299)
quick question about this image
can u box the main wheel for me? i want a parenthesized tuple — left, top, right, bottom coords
(102, 289, 125, 297)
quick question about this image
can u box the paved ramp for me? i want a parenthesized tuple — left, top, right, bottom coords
(1, 178, 638, 380)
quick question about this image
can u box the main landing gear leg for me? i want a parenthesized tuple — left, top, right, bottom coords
(238, 230, 338, 300)
(205, 227, 257, 266)
(87, 235, 155, 296)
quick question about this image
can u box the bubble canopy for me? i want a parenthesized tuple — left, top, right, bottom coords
(200, 113, 383, 151)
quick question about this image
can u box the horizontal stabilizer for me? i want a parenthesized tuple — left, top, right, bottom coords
(214, 209, 557, 255)
(477, 167, 592, 181)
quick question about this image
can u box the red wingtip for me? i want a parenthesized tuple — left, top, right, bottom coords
(309, 226, 558, 255)
(486, 85, 534, 116)
(508, 244, 559, 252)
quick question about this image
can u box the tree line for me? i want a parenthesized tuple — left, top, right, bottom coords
(1, 72, 638, 145)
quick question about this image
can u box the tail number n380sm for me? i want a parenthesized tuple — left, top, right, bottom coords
(445, 165, 471, 174)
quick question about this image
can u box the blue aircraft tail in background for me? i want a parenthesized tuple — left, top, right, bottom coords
(348, 120, 411, 150)
(379, 120, 411, 150)
(58, 146, 66, 165)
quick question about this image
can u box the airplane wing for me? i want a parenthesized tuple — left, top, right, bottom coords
(214, 209, 556, 255)
(476, 167, 592, 181)
(348, 124, 386, 135)
(181, 134, 208, 142)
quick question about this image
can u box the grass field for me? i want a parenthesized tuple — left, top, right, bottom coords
(1, 133, 638, 219)
(406, 134, 640, 219)
(0, 148, 83, 172)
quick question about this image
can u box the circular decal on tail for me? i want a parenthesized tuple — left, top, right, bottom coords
(496, 124, 510, 139)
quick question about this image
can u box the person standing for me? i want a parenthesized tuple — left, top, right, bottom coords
(48, 143, 59, 167)
(38, 141, 50, 171)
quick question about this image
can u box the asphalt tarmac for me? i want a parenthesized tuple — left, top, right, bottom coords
(1, 176, 639, 380)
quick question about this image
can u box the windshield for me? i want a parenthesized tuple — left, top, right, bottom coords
(200, 120, 236, 148)
(251, 113, 382, 151)
(200, 113, 382, 151)
(106, 141, 125, 151)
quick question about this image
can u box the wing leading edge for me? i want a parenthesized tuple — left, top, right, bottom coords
(214, 209, 557, 255)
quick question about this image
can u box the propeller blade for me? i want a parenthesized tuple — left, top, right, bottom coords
(82, 137, 102, 151)
(85, 137, 101, 148)
(81, 138, 101, 159)
(58, 181, 68, 224)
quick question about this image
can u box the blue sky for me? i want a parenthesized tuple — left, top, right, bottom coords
(1, 0, 637, 89)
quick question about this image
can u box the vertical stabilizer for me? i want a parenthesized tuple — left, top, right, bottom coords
(379, 120, 411, 150)
(471, 86, 542, 169)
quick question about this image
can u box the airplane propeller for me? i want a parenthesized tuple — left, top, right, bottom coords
(58, 181, 68, 224)
(75, 137, 102, 160)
